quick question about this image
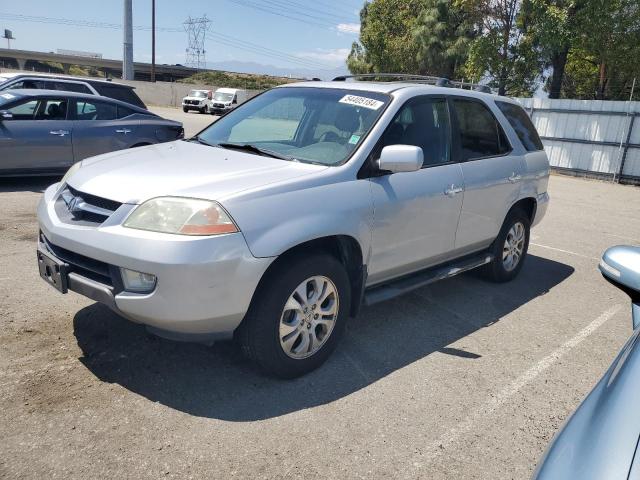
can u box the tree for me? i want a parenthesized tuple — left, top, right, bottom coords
(412, 0, 477, 78)
(347, 0, 428, 74)
(574, 0, 640, 99)
(461, 0, 540, 96)
(520, 0, 586, 98)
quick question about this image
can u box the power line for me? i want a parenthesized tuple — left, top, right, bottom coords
(222, 0, 338, 29)
(0, 12, 335, 70)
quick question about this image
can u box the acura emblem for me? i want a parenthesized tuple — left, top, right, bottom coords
(67, 196, 83, 215)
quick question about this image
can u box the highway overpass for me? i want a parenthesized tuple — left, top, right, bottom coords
(0, 48, 199, 81)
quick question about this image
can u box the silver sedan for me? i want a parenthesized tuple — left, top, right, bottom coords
(0, 89, 183, 176)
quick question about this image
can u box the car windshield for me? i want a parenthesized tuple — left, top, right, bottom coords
(0, 92, 21, 108)
(197, 87, 389, 166)
(213, 92, 234, 102)
(190, 90, 207, 98)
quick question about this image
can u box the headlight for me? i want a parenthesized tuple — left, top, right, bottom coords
(60, 162, 82, 186)
(123, 197, 239, 236)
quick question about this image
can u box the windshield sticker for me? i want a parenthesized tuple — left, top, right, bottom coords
(349, 134, 361, 144)
(339, 94, 384, 110)
(1, 93, 15, 100)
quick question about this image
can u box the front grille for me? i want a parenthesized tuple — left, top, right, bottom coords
(213, 103, 225, 108)
(40, 232, 119, 289)
(55, 186, 122, 226)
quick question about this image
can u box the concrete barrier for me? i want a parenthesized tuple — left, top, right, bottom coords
(0, 68, 263, 108)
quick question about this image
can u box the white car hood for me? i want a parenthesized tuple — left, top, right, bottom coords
(183, 96, 206, 101)
(68, 140, 326, 204)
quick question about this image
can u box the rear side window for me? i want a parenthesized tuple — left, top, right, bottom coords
(496, 101, 544, 151)
(75, 100, 117, 120)
(117, 105, 136, 118)
(6, 79, 47, 90)
(48, 81, 92, 94)
(452, 99, 511, 161)
(92, 84, 146, 108)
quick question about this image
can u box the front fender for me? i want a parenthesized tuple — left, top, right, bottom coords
(225, 179, 373, 260)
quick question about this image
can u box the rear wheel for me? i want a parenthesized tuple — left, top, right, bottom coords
(482, 208, 530, 282)
(237, 253, 351, 378)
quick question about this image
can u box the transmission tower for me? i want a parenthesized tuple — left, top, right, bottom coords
(183, 15, 211, 70)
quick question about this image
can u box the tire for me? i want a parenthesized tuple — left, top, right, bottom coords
(199, 106, 207, 114)
(481, 208, 530, 283)
(183, 107, 188, 113)
(237, 253, 351, 378)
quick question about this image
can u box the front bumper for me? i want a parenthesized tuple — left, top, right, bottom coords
(37, 183, 273, 337)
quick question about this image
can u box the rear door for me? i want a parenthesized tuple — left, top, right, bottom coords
(71, 98, 138, 160)
(450, 97, 524, 252)
(0, 96, 74, 173)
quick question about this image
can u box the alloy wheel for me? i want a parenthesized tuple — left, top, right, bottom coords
(279, 276, 339, 359)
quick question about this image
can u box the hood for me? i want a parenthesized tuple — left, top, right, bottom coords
(68, 140, 326, 204)
(183, 96, 206, 101)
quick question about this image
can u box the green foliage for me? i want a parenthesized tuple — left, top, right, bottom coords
(348, 0, 638, 98)
(347, 0, 428, 74)
(178, 71, 298, 90)
(413, 0, 476, 78)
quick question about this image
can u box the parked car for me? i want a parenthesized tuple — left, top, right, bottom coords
(35, 75, 550, 377)
(209, 87, 248, 115)
(0, 89, 183, 176)
(533, 245, 640, 480)
(0, 72, 146, 109)
(181, 89, 213, 114)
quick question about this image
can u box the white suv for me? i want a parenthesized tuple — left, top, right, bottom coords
(37, 74, 550, 377)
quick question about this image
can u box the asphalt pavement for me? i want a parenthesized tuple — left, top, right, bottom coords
(1, 157, 639, 478)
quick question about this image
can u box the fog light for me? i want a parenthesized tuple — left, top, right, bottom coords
(120, 268, 157, 293)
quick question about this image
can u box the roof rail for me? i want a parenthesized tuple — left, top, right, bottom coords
(332, 73, 494, 94)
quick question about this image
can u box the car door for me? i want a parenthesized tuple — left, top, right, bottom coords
(450, 97, 524, 253)
(366, 96, 465, 285)
(0, 96, 74, 173)
(71, 98, 137, 160)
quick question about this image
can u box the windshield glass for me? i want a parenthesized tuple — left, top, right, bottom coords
(198, 87, 389, 166)
(190, 90, 207, 98)
(0, 92, 21, 108)
(213, 92, 234, 102)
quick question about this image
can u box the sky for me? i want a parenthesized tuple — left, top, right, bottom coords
(0, 0, 364, 76)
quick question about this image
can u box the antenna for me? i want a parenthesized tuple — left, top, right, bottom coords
(183, 15, 211, 71)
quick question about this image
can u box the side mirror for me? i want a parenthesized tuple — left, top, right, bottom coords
(0, 110, 13, 120)
(599, 245, 640, 328)
(378, 145, 424, 173)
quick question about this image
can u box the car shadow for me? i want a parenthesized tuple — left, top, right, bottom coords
(0, 176, 60, 193)
(73, 254, 573, 421)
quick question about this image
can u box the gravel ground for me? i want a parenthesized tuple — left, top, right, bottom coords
(1, 169, 639, 479)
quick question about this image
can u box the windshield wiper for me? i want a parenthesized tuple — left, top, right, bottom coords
(217, 142, 294, 161)
(187, 136, 217, 147)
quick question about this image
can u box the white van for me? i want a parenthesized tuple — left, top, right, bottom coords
(181, 89, 213, 114)
(209, 88, 249, 115)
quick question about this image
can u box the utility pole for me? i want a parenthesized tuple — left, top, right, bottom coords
(122, 0, 134, 80)
(151, 0, 156, 82)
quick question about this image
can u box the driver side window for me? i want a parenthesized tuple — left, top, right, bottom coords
(378, 97, 451, 167)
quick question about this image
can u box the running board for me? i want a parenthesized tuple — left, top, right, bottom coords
(363, 252, 494, 306)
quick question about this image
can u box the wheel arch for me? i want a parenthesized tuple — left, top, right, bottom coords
(249, 235, 366, 319)
(509, 196, 537, 223)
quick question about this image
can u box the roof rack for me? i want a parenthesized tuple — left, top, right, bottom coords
(332, 73, 493, 94)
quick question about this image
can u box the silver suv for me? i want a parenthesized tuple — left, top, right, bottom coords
(36, 75, 550, 377)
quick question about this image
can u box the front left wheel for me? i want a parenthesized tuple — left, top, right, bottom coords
(237, 253, 351, 378)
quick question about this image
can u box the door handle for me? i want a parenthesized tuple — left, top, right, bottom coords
(115, 128, 131, 135)
(508, 173, 522, 183)
(49, 130, 69, 137)
(444, 184, 464, 197)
